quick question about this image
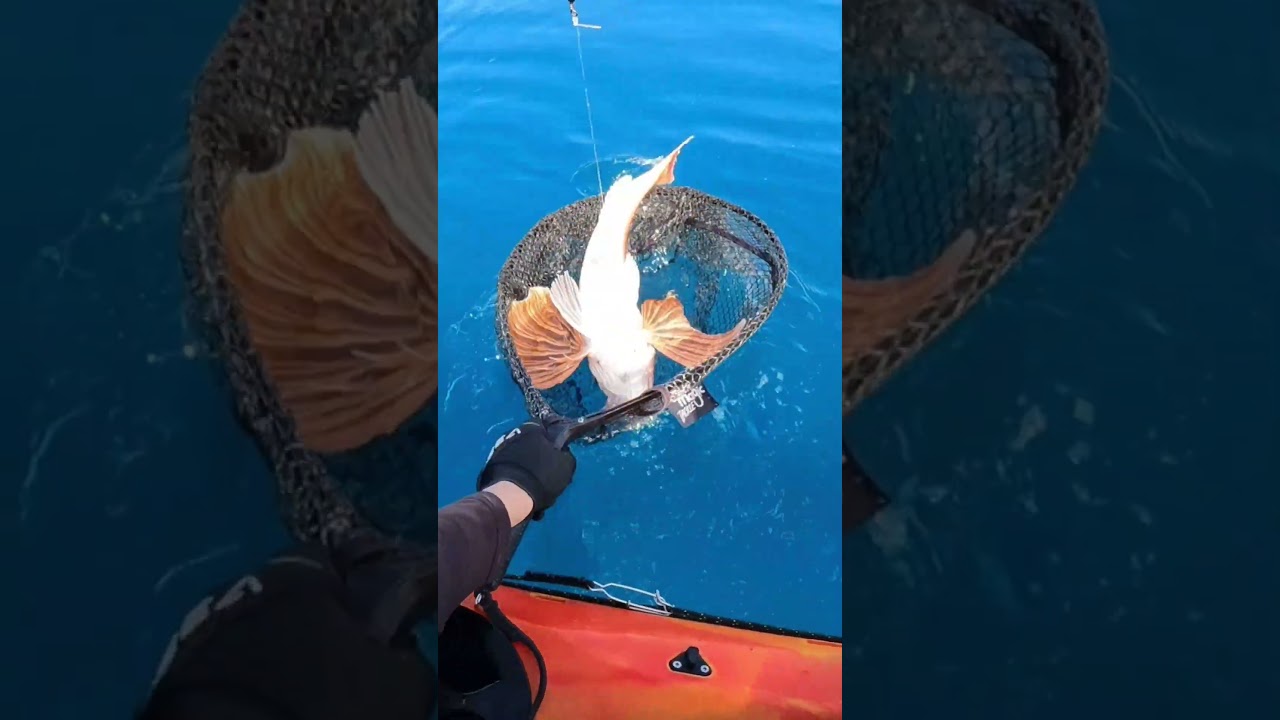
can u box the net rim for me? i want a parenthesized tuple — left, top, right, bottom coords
(495, 185, 789, 437)
(841, 0, 1110, 415)
(181, 0, 436, 544)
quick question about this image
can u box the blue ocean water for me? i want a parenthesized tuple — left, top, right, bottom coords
(2, 3, 289, 718)
(844, 2, 1280, 717)
(437, 0, 843, 636)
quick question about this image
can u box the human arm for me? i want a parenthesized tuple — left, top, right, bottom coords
(436, 490, 513, 625)
(436, 476, 542, 627)
(436, 422, 577, 627)
(137, 538, 435, 720)
(484, 480, 535, 525)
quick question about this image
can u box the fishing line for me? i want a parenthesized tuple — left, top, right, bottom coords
(569, 1, 604, 197)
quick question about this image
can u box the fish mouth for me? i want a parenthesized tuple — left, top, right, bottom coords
(542, 387, 666, 446)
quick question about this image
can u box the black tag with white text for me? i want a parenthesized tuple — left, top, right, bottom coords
(662, 383, 718, 428)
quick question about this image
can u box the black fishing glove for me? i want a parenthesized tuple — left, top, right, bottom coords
(138, 530, 437, 720)
(477, 421, 577, 519)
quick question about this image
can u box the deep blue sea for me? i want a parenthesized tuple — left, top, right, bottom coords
(844, 2, 1280, 717)
(2, 2, 293, 718)
(437, 0, 843, 638)
(1, 1, 1276, 719)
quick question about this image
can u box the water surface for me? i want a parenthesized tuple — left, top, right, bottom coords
(438, 0, 843, 636)
(843, 1, 1279, 715)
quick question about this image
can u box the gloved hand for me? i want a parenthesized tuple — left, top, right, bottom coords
(139, 531, 436, 720)
(477, 421, 576, 519)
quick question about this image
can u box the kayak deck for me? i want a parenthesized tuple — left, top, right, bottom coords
(460, 581, 842, 719)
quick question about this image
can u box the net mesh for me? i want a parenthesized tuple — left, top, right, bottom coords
(842, 0, 1109, 412)
(182, 0, 437, 544)
(496, 186, 787, 441)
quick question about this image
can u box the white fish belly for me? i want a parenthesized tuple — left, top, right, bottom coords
(587, 342, 655, 409)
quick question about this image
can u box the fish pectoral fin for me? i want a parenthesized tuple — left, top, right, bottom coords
(221, 126, 436, 454)
(508, 286, 589, 389)
(641, 294, 744, 368)
(353, 76, 438, 265)
(549, 272, 589, 336)
(843, 229, 977, 364)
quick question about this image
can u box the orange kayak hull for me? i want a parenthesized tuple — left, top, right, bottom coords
(463, 584, 842, 719)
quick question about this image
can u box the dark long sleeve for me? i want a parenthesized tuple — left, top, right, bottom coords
(437, 491, 512, 629)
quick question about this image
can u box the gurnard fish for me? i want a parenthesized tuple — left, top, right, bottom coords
(508, 137, 744, 409)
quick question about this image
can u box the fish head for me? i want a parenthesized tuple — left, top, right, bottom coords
(587, 335, 656, 404)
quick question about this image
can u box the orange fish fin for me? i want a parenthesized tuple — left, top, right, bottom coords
(507, 286, 589, 389)
(843, 230, 977, 364)
(641, 294, 745, 368)
(652, 135, 694, 186)
(597, 136, 696, 262)
(221, 126, 436, 454)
